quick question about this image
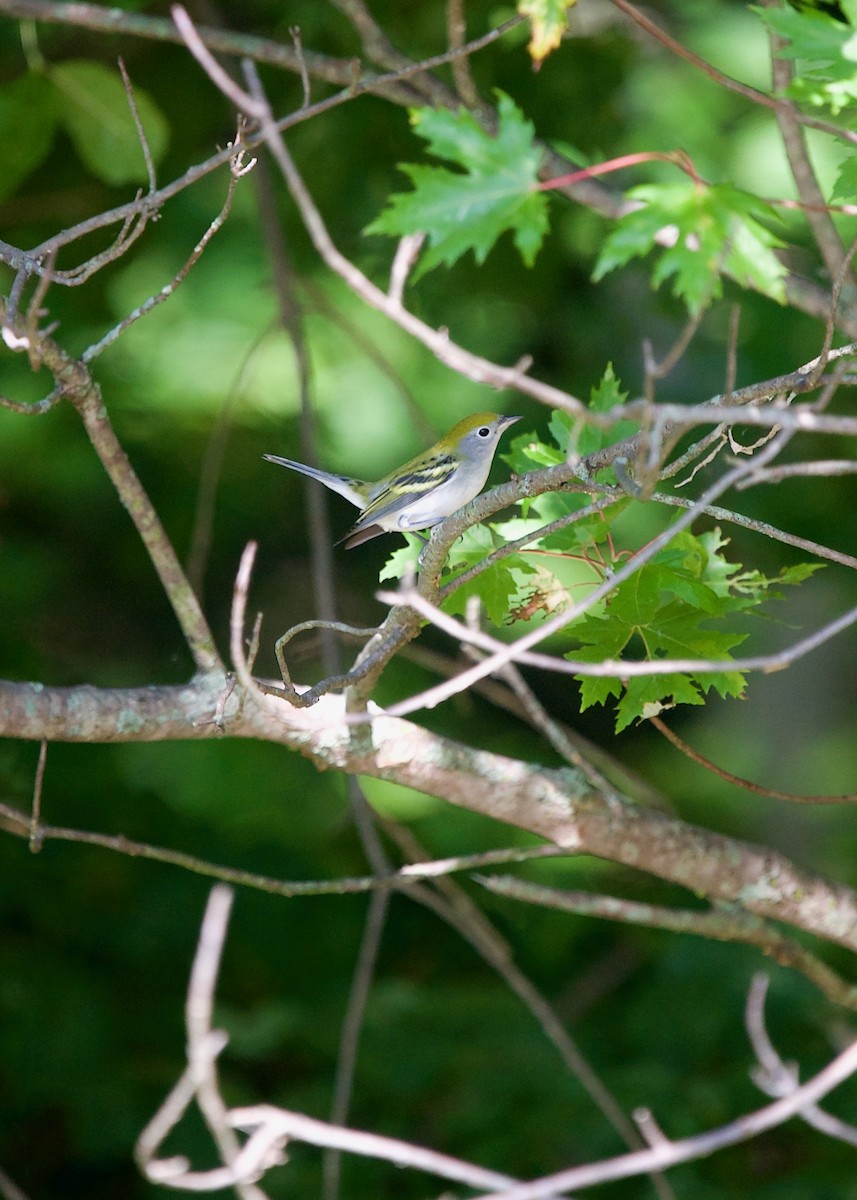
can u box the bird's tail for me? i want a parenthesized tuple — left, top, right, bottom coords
(263, 455, 367, 509)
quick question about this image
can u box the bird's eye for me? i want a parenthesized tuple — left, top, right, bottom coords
(477, 426, 491, 437)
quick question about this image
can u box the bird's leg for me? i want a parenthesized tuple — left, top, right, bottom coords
(415, 528, 433, 567)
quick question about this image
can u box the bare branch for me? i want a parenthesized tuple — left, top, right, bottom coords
(649, 715, 857, 805)
(118, 56, 157, 195)
(446, 0, 482, 108)
(4, 676, 857, 953)
(0, 299, 221, 674)
(763, 8, 855, 289)
(83, 139, 253, 363)
(746, 974, 857, 1147)
(473, 1035, 857, 1199)
(609, 0, 857, 148)
(479, 876, 857, 1010)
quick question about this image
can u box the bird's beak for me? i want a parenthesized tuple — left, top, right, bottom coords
(501, 415, 523, 429)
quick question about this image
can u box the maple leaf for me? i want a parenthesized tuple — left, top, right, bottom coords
(367, 93, 549, 276)
(593, 182, 786, 315)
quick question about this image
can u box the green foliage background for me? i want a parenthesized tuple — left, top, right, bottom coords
(2, 1, 857, 1197)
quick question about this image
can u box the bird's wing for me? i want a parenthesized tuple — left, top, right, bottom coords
(354, 452, 457, 528)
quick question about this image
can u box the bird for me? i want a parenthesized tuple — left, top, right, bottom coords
(264, 412, 521, 549)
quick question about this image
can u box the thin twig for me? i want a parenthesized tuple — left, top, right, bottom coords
(0, 1169, 32, 1200)
(478, 875, 857, 1011)
(609, 0, 857, 147)
(0, 797, 564, 894)
(29, 739, 47, 852)
(322, 886, 389, 1200)
(446, 0, 482, 107)
(118, 56, 157, 194)
(371, 818, 675, 1200)
(83, 141, 252, 363)
(746, 974, 857, 1146)
(649, 714, 857, 804)
(185, 887, 268, 1200)
(762, 5, 854, 289)
(251, 143, 339, 663)
(289, 25, 311, 107)
(0, 299, 222, 675)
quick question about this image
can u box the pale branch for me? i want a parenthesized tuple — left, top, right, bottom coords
(230, 55, 593, 419)
(0, 0, 411, 96)
(474, 1035, 857, 1199)
(585, 341, 857, 473)
(374, 585, 857, 700)
(137, 884, 518, 1195)
(648, 491, 857, 572)
(396, 429, 795, 713)
(137, 884, 857, 1198)
(267, 390, 857, 718)
(3, 676, 857, 954)
(118, 56, 157, 195)
(435, 480, 857, 599)
(184, 888, 266, 1200)
(0, 1169, 31, 1200)
(746, 973, 857, 1147)
(0, 9, 518, 285)
(0, 792, 564, 897)
(739, 459, 857, 486)
(477, 875, 857, 1011)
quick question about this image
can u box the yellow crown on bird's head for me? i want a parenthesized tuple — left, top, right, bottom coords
(435, 412, 520, 450)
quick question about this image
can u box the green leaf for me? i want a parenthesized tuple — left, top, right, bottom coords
(831, 152, 857, 201)
(442, 524, 537, 626)
(379, 537, 423, 582)
(566, 527, 819, 729)
(579, 363, 638, 458)
(755, 4, 853, 58)
(593, 182, 786, 315)
(0, 72, 59, 203)
(753, 3, 857, 113)
(366, 92, 549, 275)
(49, 60, 169, 185)
(615, 675, 705, 733)
(519, 0, 577, 64)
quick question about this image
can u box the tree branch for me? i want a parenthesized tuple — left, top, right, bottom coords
(0, 300, 221, 675)
(2, 676, 857, 955)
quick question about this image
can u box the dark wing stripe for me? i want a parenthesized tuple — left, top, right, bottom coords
(391, 458, 456, 491)
(359, 454, 456, 523)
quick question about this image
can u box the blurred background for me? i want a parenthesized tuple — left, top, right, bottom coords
(2, 1, 857, 1196)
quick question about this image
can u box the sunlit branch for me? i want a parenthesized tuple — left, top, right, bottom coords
(388, 431, 795, 716)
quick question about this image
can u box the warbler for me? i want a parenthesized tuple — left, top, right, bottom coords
(264, 411, 520, 549)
